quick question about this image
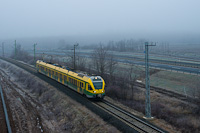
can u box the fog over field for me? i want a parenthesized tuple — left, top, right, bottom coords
(0, 0, 200, 49)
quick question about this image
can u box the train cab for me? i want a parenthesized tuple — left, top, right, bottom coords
(87, 76, 105, 99)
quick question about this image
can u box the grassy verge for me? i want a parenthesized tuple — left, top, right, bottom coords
(150, 71, 200, 97)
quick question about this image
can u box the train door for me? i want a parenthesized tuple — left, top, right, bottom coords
(47, 69, 49, 76)
(64, 75, 67, 85)
(49, 69, 51, 77)
(79, 81, 83, 94)
(60, 74, 62, 83)
(81, 82, 84, 92)
(39, 66, 41, 72)
(62, 75, 64, 84)
(54, 72, 57, 80)
(44, 67, 46, 74)
(51, 70, 53, 78)
(58, 73, 60, 82)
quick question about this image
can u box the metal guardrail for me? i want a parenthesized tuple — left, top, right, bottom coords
(0, 85, 12, 133)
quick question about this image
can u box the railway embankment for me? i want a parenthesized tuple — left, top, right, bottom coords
(0, 59, 120, 132)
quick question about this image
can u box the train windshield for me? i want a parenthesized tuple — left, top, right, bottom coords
(93, 82, 102, 89)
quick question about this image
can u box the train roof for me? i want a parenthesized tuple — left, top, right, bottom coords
(36, 60, 90, 82)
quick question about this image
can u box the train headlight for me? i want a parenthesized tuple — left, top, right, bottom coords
(94, 91, 96, 93)
(102, 90, 103, 92)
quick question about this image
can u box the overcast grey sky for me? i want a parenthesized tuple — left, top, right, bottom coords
(0, 0, 200, 40)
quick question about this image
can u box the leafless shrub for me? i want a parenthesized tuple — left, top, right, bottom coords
(106, 85, 122, 99)
(30, 82, 47, 96)
(61, 122, 74, 131)
(176, 116, 200, 132)
(0, 62, 8, 68)
(77, 56, 86, 71)
(39, 90, 56, 104)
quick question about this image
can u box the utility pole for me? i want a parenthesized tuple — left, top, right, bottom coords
(34, 43, 37, 66)
(2, 42, 4, 57)
(144, 42, 156, 119)
(14, 40, 16, 60)
(73, 43, 79, 70)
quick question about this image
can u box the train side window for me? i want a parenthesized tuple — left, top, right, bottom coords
(88, 85, 92, 90)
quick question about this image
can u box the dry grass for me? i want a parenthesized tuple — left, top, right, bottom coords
(150, 70, 200, 97)
(0, 59, 120, 133)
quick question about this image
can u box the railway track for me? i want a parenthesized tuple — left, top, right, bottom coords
(94, 100, 164, 133)
(3, 57, 199, 105)
(0, 83, 12, 133)
(0, 57, 167, 132)
(135, 82, 200, 104)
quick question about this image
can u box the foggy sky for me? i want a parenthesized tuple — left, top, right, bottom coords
(0, 0, 200, 41)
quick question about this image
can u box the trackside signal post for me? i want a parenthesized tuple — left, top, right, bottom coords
(144, 42, 156, 119)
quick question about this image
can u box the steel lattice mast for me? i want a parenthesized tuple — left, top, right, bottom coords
(145, 42, 156, 118)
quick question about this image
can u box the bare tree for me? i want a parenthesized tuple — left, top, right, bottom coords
(77, 56, 86, 71)
(129, 64, 136, 100)
(92, 43, 107, 76)
(107, 53, 118, 83)
(10, 44, 32, 63)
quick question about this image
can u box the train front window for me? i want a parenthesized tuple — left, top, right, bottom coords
(93, 82, 102, 89)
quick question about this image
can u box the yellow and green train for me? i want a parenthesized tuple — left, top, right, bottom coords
(36, 60, 105, 99)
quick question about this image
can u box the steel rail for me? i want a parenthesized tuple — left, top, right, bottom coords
(0, 85, 12, 133)
(135, 82, 199, 104)
(102, 100, 165, 133)
(93, 101, 148, 132)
